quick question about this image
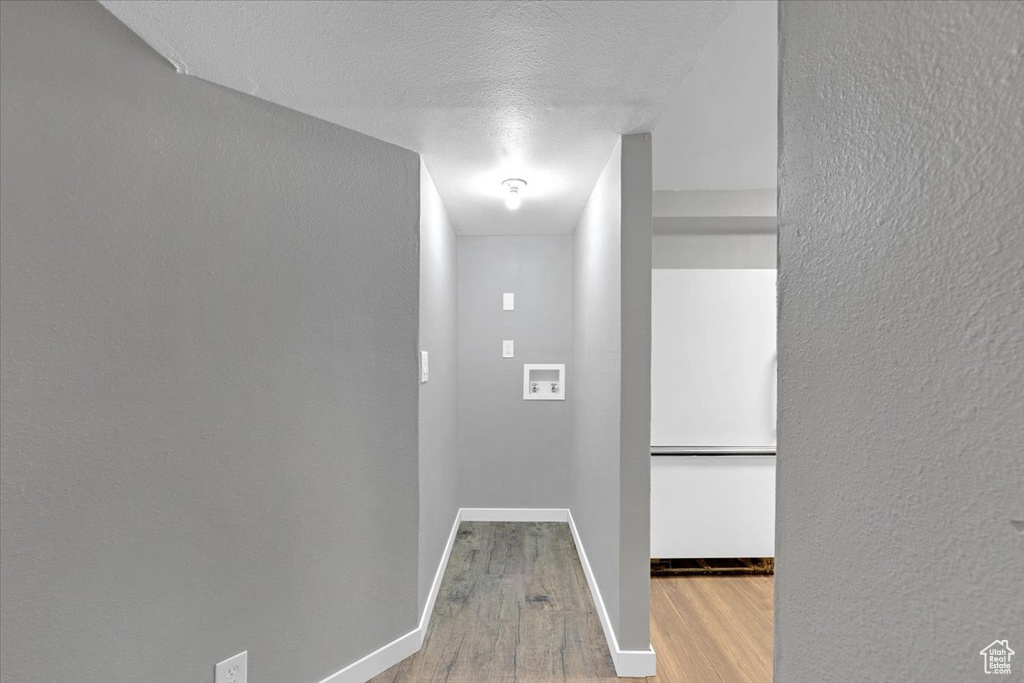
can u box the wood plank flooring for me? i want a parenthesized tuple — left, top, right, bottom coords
(370, 522, 642, 683)
(649, 574, 774, 683)
(371, 522, 774, 682)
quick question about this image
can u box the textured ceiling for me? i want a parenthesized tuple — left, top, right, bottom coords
(100, 0, 733, 234)
(653, 0, 777, 191)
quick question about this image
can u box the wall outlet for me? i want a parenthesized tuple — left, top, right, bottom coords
(420, 350, 429, 383)
(215, 651, 247, 683)
(502, 340, 514, 358)
(503, 292, 515, 311)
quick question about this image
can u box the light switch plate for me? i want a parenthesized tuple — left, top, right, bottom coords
(503, 292, 515, 311)
(420, 351, 429, 383)
(502, 340, 514, 358)
(215, 651, 247, 683)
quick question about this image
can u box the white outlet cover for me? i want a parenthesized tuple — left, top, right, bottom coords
(502, 340, 514, 358)
(420, 350, 429, 383)
(215, 651, 247, 683)
(503, 292, 514, 311)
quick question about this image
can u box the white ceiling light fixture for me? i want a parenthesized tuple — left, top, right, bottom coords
(502, 178, 527, 211)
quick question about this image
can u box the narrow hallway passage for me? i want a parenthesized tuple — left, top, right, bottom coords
(371, 522, 642, 683)
(370, 522, 775, 682)
(4, 2, 1018, 681)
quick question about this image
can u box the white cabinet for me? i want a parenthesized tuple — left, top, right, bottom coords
(651, 455, 776, 558)
(651, 269, 776, 449)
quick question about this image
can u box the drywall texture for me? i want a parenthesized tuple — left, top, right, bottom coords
(100, 0, 733, 236)
(570, 136, 653, 653)
(0, 3, 420, 682)
(457, 236, 572, 508)
(776, 2, 1024, 682)
(418, 163, 459, 614)
(652, 232, 776, 269)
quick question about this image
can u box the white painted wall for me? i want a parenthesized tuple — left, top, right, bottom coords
(776, 2, 1023, 681)
(653, 1, 777, 191)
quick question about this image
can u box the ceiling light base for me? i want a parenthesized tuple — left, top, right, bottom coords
(502, 178, 527, 210)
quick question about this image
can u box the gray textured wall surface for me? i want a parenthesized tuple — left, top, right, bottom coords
(776, 2, 1024, 682)
(457, 236, 572, 508)
(418, 163, 459, 614)
(0, 3, 420, 682)
(571, 140, 623, 643)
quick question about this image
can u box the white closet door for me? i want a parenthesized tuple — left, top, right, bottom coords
(651, 269, 776, 448)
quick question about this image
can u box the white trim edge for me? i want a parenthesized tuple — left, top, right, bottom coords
(318, 627, 420, 683)
(417, 509, 462, 638)
(319, 510, 463, 683)
(567, 510, 657, 678)
(459, 507, 569, 522)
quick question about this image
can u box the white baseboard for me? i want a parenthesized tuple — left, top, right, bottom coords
(460, 507, 569, 522)
(320, 507, 654, 681)
(319, 510, 463, 683)
(567, 510, 657, 678)
(319, 627, 421, 683)
(417, 509, 462, 638)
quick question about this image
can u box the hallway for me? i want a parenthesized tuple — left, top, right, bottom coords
(371, 522, 637, 683)
(370, 523, 774, 683)
(2, 2, 1019, 681)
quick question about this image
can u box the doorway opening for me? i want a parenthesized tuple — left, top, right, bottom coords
(647, 1, 778, 680)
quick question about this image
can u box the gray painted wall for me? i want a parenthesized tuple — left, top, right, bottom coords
(776, 2, 1023, 682)
(418, 163, 459, 614)
(570, 135, 653, 653)
(457, 236, 572, 508)
(0, 3, 420, 682)
(652, 232, 776, 269)
(617, 134, 653, 651)
(571, 140, 623, 647)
